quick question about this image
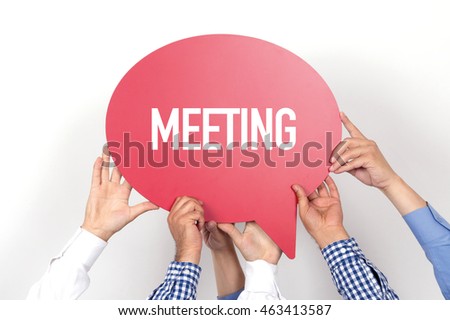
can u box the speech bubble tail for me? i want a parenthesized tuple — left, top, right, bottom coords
(256, 199, 297, 259)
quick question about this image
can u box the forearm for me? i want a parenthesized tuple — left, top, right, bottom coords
(27, 228, 106, 300)
(212, 248, 244, 297)
(381, 175, 426, 216)
(403, 205, 450, 299)
(322, 238, 399, 300)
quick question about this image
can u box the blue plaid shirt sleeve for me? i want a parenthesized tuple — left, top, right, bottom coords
(322, 238, 399, 300)
(147, 261, 202, 300)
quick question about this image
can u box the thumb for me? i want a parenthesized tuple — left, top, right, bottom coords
(291, 184, 309, 217)
(205, 221, 219, 234)
(130, 201, 159, 220)
(218, 223, 242, 246)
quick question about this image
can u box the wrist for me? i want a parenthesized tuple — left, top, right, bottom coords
(81, 224, 113, 242)
(262, 249, 282, 265)
(175, 248, 201, 265)
(312, 226, 349, 250)
(212, 245, 238, 263)
(210, 240, 235, 255)
(379, 173, 402, 193)
(379, 174, 427, 216)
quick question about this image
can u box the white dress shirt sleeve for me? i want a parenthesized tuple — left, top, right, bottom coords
(237, 260, 285, 300)
(27, 228, 107, 300)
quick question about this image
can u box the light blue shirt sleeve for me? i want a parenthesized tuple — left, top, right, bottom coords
(218, 288, 244, 300)
(403, 203, 450, 299)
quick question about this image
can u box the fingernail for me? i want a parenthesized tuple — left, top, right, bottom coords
(291, 185, 299, 191)
(340, 112, 346, 118)
(330, 157, 336, 163)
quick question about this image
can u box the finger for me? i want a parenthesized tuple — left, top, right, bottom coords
(325, 176, 340, 199)
(331, 137, 369, 164)
(218, 223, 243, 246)
(291, 184, 309, 216)
(170, 196, 183, 212)
(170, 196, 190, 212)
(177, 199, 204, 216)
(245, 221, 265, 235)
(171, 196, 202, 213)
(122, 179, 132, 190)
(130, 201, 159, 220)
(330, 140, 348, 164)
(307, 189, 319, 201)
(330, 147, 369, 172)
(317, 182, 329, 197)
(177, 209, 204, 222)
(111, 166, 122, 183)
(179, 209, 205, 232)
(196, 213, 205, 232)
(334, 157, 368, 174)
(341, 112, 366, 139)
(101, 148, 111, 183)
(205, 221, 219, 233)
(91, 157, 102, 186)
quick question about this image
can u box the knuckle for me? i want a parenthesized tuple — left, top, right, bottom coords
(367, 141, 377, 151)
(188, 199, 199, 207)
(193, 209, 201, 216)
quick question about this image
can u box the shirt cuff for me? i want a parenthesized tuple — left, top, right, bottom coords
(55, 228, 107, 271)
(218, 288, 244, 300)
(237, 259, 284, 300)
(403, 203, 450, 247)
(321, 238, 361, 270)
(148, 261, 202, 300)
(244, 260, 277, 292)
(163, 261, 202, 287)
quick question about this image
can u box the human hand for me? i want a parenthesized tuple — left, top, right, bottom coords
(167, 196, 205, 265)
(202, 221, 234, 253)
(218, 222, 282, 265)
(82, 149, 159, 241)
(329, 112, 399, 191)
(292, 176, 349, 249)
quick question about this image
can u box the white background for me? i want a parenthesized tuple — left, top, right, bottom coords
(1, 0, 449, 300)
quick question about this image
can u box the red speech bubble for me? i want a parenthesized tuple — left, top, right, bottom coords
(106, 35, 341, 258)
